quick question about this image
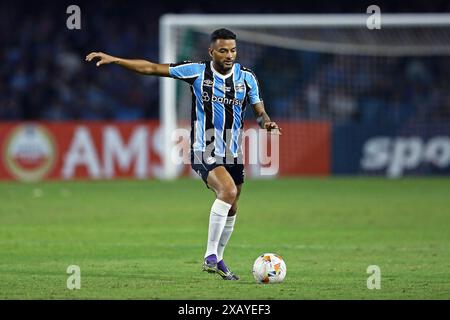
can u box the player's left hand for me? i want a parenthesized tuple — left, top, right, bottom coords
(264, 122, 282, 135)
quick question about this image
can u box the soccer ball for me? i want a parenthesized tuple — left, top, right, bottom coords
(252, 253, 287, 284)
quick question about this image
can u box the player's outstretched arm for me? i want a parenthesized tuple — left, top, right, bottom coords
(252, 102, 282, 135)
(85, 52, 170, 76)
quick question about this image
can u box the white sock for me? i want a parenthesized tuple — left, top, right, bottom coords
(204, 199, 232, 258)
(217, 215, 236, 261)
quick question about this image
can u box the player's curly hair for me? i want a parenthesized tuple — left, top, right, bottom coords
(210, 28, 237, 43)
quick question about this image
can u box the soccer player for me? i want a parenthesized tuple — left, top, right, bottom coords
(86, 28, 280, 280)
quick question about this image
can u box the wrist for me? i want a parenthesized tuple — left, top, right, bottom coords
(256, 116, 264, 128)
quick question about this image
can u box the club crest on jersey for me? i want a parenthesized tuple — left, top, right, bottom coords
(203, 79, 214, 87)
(235, 82, 245, 93)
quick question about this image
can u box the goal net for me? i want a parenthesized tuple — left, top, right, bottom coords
(159, 14, 450, 179)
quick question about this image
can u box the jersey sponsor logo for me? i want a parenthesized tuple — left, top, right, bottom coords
(201, 92, 243, 106)
(202, 92, 210, 102)
(3, 124, 56, 182)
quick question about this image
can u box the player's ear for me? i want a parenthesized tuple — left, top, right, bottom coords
(208, 47, 213, 58)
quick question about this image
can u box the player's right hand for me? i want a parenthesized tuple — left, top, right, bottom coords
(85, 52, 116, 67)
(264, 121, 282, 135)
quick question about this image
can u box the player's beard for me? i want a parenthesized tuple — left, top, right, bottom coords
(221, 60, 234, 71)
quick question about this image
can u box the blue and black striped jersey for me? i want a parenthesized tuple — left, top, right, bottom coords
(169, 61, 263, 158)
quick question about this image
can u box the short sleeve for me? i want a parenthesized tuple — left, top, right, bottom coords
(169, 61, 203, 83)
(244, 70, 263, 105)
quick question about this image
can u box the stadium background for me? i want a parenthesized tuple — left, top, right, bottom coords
(1, 0, 450, 181)
(1, 0, 450, 301)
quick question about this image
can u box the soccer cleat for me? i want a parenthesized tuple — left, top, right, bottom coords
(202, 254, 218, 273)
(216, 260, 240, 280)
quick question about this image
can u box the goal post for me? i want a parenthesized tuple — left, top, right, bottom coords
(159, 13, 450, 180)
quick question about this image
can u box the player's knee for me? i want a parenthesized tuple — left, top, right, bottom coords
(219, 185, 237, 204)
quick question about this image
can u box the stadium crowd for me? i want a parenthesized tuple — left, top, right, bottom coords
(1, 0, 449, 126)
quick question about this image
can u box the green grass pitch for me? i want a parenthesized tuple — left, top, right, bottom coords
(0, 177, 449, 299)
